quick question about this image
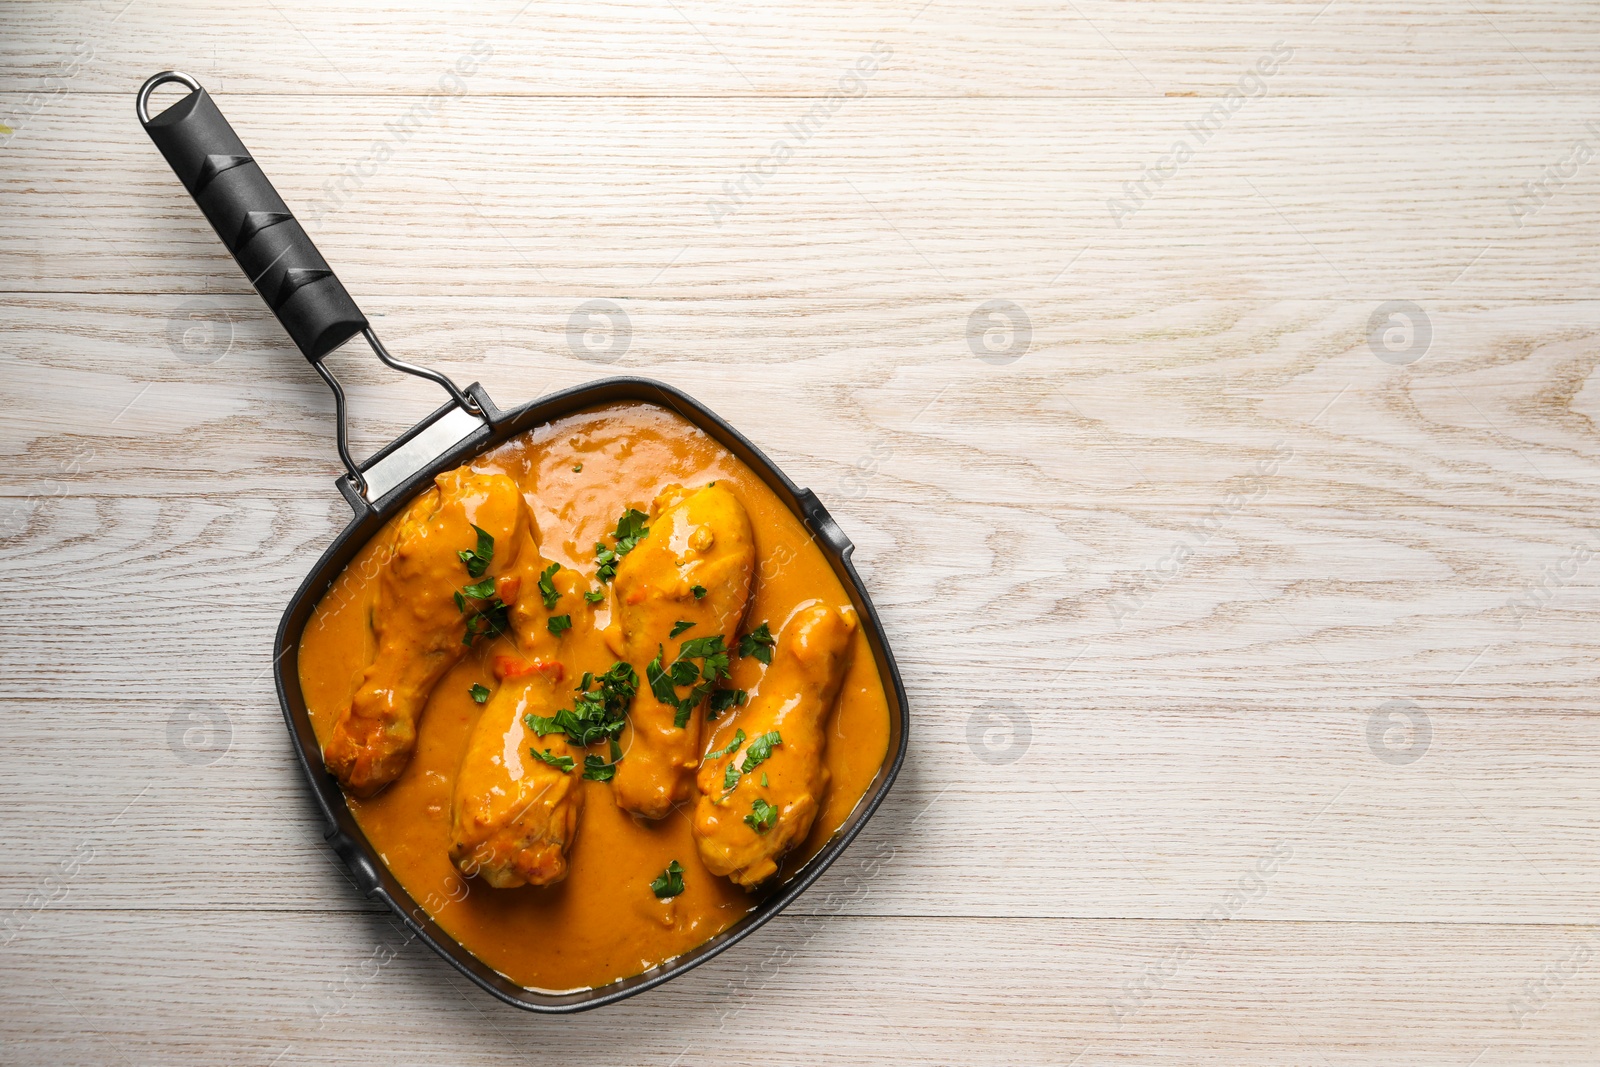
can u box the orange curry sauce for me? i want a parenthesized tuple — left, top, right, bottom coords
(297, 401, 891, 992)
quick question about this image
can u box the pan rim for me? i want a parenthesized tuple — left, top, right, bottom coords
(272, 375, 911, 1012)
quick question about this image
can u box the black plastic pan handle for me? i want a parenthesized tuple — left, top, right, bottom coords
(137, 71, 367, 362)
(137, 71, 489, 506)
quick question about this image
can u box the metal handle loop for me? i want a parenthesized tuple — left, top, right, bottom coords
(135, 70, 202, 125)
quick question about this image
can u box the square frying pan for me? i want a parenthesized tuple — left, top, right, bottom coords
(136, 71, 910, 1012)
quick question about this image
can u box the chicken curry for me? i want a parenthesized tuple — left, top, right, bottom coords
(297, 401, 891, 992)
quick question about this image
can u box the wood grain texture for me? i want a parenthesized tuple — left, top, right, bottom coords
(7, 93, 1600, 299)
(7, 910, 1600, 1066)
(3, 0, 1599, 96)
(5, 0, 1600, 1062)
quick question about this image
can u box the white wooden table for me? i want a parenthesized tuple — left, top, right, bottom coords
(5, 1, 1600, 1063)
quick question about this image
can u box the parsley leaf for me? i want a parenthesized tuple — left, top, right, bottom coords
(469, 683, 491, 704)
(723, 733, 784, 792)
(646, 645, 680, 709)
(705, 729, 746, 761)
(739, 623, 776, 664)
(594, 543, 620, 583)
(667, 659, 699, 688)
(741, 731, 782, 774)
(524, 713, 561, 736)
(523, 661, 638, 748)
(647, 636, 731, 727)
(572, 463, 583, 473)
(708, 688, 747, 718)
(595, 508, 650, 583)
(678, 635, 730, 681)
(677, 635, 721, 658)
(745, 797, 778, 833)
(462, 577, 497, 600)
(529, 747, 575, 773)
(761, 772, 768, 787)
(538, 562, 561, 609)
(458, 524, 494, 578)
(691, 585, 707, 600)
(461, 597, 511, 646)
(669, 619, 696, 638)
(547, 613, 572, 637)
(613, 508, 649, 551)
(650, 860, 685, 899)
(584, 589, 605, 604)
(582, 754, 617, 781)
(457, 571, 510, 646)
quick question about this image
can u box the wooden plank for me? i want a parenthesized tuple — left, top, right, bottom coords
(3, 0, 1597, 97)
(4, 910, 1598, 1065)
(4, 95, 1600, 298)
(6, 295, 1600, 504)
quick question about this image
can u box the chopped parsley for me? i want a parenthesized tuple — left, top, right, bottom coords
(582, 754, 617, 781)
(669, 619, 696, 638)
(461, 577, 497, 600)
(537, 562, 561, 609)
(724, 730, 783, 789)
(456, 565, 511, 646)
(572, 463, 583, 473)
(584, 589, 605, 604)
(613, 508, 649, 552)
(705, 729, 746, 761)
(594, 508, 650, 583)
(458, 524, 494, 578)
(646, 647, 687, 720)
(742, 730, 782, 772)
(708, 687, 747, 718)
(461, 606, 510, 645)
(761, 772, 768, 787)
(739, 622, 776, 664)
(524, 661, 638, 747)
(529, 747, 575, 773)
(745, 798, 778, 833)
(679, 635, 731, 679)
(645, 635, 733, 728)
(650, 860, 685, 899)
(547, 613, 572, 637)
(691, 585, 707, 600)
(468, 683, 491, 704)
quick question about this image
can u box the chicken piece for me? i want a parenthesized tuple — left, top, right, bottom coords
(611, 483, 755, 819)
(692, 602, 857, 888)
(323, 467, 536, 797)
(450, 660, 583, 888)
(450, 535, 594, 888)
